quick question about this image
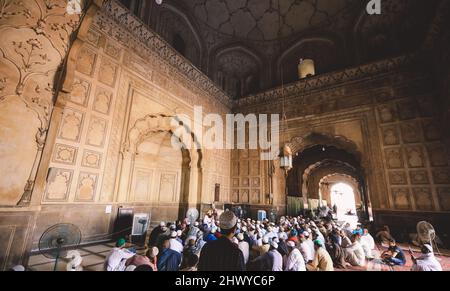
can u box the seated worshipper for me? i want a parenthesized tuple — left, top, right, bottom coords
(237, 233, 250, 265)
(360, 228, 375, 259)
(125, 253, 151, 269)
(376, 225, 394, 246)
(155, 223, 171, 248)
(343, 223, 354, 239)
(381, 239, 406, 266)
(249, 240, 282, 271)
(254, 235, 271, 256)
(169, 231, 184, 254)
(307, 240, 334, 271)
(326, 239, 347, 269)
(340, 230, 353, 248)
(269, 240, 283, 271)
(158, 238, 182, 271)
(181, 253, 199, 271)
(343, 234, 366, 267)
(146, 246, 159, 271)
(149, 222, 168, 246)
(104, 238, 136, 271)
(409, 244, 442, 271)
(299, 231, 315, 264)
(198, 210, 246, 271)
(285, 241, 306, 271)
(287, 229, 299, 244)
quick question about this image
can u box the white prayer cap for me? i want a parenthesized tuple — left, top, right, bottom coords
(177, 230, 182, 237)
(287, 241, 296, 248)
(160, 221, 166, 227)
(270, 241, 278, 249)
(148, 246, 159, 258)
(303, 231, 310, 237)
(237, 233, 244, 241)
(171, 231, 177, 238)
(219, 210, 238, 230)
(262, 236, 270, 244)
(242, 226, 247, 232)
(194, 221, 199, 227)
(423, 244, 433, 253)
(11, 265, 25, 271)
(278, 232, 288, 240)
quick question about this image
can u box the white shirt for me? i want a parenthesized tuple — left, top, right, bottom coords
(269, 249, 283, 271)
(360, 234, 375, 258)
(300, 241, 315, 262)
(361, 233, 375, 250)
(203, 215, 213, 227)
(105, 248, 135, 271)
(285, 248, 306, 271)
(411, 253, 443, 271)
(345, 241, 366, 267)
(169, 238, 184, 254)
(238, 241, 250, 264)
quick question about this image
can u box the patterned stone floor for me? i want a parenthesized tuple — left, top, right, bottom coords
(27, 241, 450, 271)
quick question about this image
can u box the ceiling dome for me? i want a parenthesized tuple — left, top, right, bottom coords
(186, 0, 357, 41)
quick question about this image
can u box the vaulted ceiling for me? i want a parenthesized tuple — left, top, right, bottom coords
(121, 0, 441, 99)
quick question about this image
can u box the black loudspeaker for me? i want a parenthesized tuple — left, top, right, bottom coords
(113, 207, 134, 241)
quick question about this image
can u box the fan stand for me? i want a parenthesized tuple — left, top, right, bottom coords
(53, 238, 65, 272)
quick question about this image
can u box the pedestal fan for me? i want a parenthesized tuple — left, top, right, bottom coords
(38, 223, 82, 271)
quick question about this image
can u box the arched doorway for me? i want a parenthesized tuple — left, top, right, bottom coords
(330, 182, 358, 227)
(285, 134, 370, 222)
(117, 114, 203, 222)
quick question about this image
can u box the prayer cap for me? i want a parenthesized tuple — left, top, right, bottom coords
(11, 265, 25, 271)
(116, 238, 126, 247)
(148, 246, 159, 258)
(314, 239, 323, 247)
(270, 241, 278, 249)
(423, 244, 433, 253)
(286, 241, 296, 248)
(219, 210, 238, 230)
(237, 233, 244, 241)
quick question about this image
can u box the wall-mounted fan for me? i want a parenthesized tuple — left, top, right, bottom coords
(38, 223, 82, 271)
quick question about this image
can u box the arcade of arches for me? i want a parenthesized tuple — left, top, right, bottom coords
(0, 0, 450, 269)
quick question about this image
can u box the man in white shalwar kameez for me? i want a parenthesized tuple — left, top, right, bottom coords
(410, 244, 442, 271)
(285, 241, 306, 271)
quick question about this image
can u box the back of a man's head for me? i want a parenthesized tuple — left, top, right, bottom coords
(219, 210, 237, 237)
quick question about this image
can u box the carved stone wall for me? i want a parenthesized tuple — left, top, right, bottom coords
(0, 0, 231, 269)
(235, 58, 450, 221)
(0, 0, 83, 206)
